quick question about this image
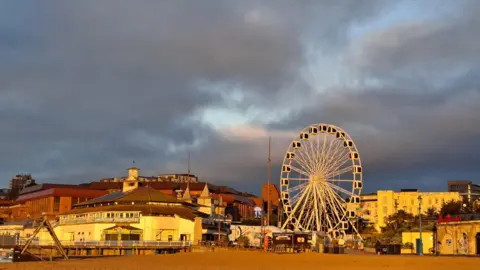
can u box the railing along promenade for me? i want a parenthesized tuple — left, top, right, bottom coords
(16, 239, 191, 248)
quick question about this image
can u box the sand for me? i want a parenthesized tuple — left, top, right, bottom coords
(2, 251, 479, 270)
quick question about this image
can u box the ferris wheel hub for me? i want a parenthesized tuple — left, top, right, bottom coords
(310, 175, 325, 182)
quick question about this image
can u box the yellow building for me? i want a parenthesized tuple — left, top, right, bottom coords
(55, 189, 203, 243)
(437, 220, 480, 255)
(360, 189, 461, 231)
(401, 231, 434, 254)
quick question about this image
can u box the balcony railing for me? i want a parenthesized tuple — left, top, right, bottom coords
(59, 217, 140, 225)
(16, 239, 191, 248)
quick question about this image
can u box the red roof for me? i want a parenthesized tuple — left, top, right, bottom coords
(249, 197, 263, 207)
(212, 193, 255, 206)
(0, 200, 16, 207)
(16, 187, 108, 202)
(83, 182, 123, 190)
(19, 183, 82, 195)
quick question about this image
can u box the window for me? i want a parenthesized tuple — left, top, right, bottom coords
(435, 199, 439, 204)
(383, 206, 388, 214)
(53, 197, 60, 212)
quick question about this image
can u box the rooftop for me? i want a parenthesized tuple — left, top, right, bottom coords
(74, 185, 191, 208)
(61, 204, 205, 221)
(16, 186, 108, 202)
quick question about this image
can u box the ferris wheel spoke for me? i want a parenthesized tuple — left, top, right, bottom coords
(290, 190, 305, 205)
(295, 185, 313, 229)
(326, 166, 352, 179)
(320, 140, 345, 175)
(305, 139, 320, 173)
(295, 148, 315, 173)
(295, 157, 315, 175)
(324, 186, 346, 223)
(317, 187, 334, 232)
(288, 182, 309, 193)
(326, 179, 353, 182)
(315, 133, 324, 174)
(316, 133, 328, 175)
(295, 150, 315, 174)
(305, 198, 319, 231)
(323, 146, 349, 175)
(286, 184, 312, 226)
(305, 204, 316, 230)
(318, 136, 338, 175)
(288, 178, 310, 181)
(323, 194, 341, 229)
(312, 183, 323, 231)
(290, 165, 310, 177)
(324, 151, 350, 177)
(326, 182, 352, 198)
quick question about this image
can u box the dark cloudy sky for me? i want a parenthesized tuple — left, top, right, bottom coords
(1, 0, 479, 195)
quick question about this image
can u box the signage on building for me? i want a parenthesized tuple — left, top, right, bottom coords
(438, 215, 462, 223)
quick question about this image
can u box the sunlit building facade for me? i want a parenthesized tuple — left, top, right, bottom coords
(359, 189, 461, 231)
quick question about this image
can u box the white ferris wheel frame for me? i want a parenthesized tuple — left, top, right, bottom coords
(280, 123, 363, 239)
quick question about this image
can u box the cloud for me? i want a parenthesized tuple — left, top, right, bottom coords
(1, 0, 478, 195)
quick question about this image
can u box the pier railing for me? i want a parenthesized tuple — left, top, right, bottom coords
(58, 217, 140, 225)
(16, 239, 192, 248)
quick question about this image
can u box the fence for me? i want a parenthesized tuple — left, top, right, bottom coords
(15, 239, 192, 248)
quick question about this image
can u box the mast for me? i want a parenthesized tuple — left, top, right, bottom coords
(188, 151, 191, 176)
(267, 136, 271, 226)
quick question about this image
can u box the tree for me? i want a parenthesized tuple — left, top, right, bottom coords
(425, 207, 439, 218)
(474, 202, 480, 213)
(382, 210, 415, 233)
(440, 200, 462, 216)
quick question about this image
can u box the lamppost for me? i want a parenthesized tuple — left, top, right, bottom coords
(418, 195, 423, 256)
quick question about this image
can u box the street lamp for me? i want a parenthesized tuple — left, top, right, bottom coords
(418, 195, 423, 256)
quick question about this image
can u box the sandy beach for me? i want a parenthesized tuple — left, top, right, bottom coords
(2, 251, 479, 270)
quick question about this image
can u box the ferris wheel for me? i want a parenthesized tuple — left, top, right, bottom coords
(280, 123, 363, 239)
